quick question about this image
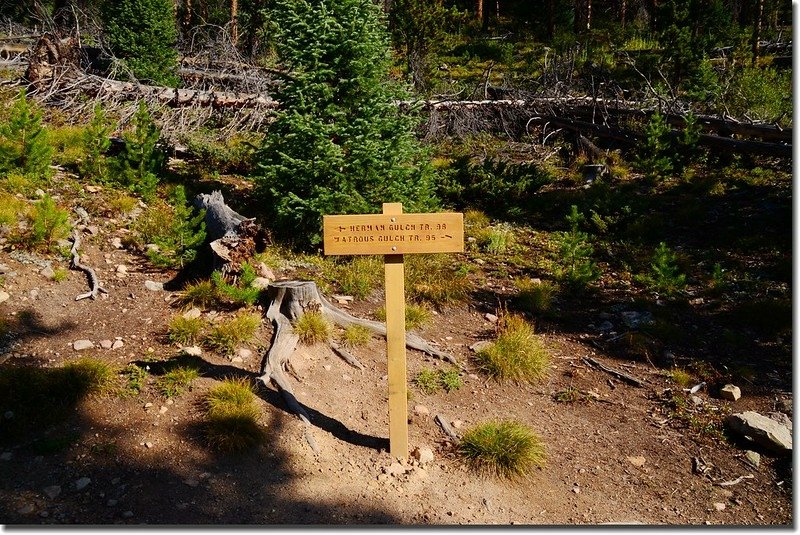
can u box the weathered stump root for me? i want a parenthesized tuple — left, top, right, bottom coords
(258, 280, 458, 452)
(69, 228, 107, 301)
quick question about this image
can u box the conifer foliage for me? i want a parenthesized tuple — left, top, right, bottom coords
(101, 0, 179, 86)
(254, 0, 438, 248)
(0, 90, 52, 179)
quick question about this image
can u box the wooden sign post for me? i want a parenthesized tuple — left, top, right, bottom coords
(323, 203, 464, 460)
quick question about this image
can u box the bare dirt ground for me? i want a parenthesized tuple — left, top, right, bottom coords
(0, 179, 793, 526)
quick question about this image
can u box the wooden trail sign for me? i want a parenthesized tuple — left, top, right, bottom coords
(323, 204, 464, 459)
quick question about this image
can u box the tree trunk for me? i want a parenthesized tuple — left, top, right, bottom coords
(619, 0, 626, 28)
(230, 0, 239, 47)
(751, 0, 764, 65)
(546, 0, 555, 39)
(475, 0, 483, 24)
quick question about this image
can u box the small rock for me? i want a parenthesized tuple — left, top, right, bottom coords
(0, 452, 11, 461)
(690, 395, 704, 406)
(115, 265, 128, 275)
(620, 311, 654, 329)
(122, 510, 134, 518)
(17, 503, 35, 515)
(484, 313, 498, 323)
(323, 364, 331, 371)
(73, 339, 94, 351)
(726, 411, 792, 453)
(111, 237, 123, 249)
(342, 374, 353, 382)
(99, 339, 113, 350)
(183, 308, 202, 320)
(257, 263, 276, 280)
(411, 446, 434, 464)
(596, 320, 614, 332)
(572, 485, 581, 494)
(3, 411, 13, 419)
(181, 346, 202, 357)
(469, 340, 492, 353)
(230, 356, 243, 363)
(689, 297, 705, 306)
(35, 188, 45, 198)
(43, 485, 61, 499)
(144, 280, 163, 292)
(87, 225, 100, 236)
(384, 462, 408, 477)
(40, 266, 55, 279)
(333, 294, 354, 303)
(144, 442, 153, 449)
(744, 450, 761, 469)
(29, 289, 38, 299)
(776, 397, 792, 416)
(183, 478, 200, 487)
(106, 499, 118, 507)
(85, 185, 102, 193)
(720, 384, 742, 401)
(144, 403, 153, 409)
(145, 243, 160, 253)
(413, 404, 429, 416)
(0, 291, 9, 304)
(626, 456, 646, 468)
(452, 419, 463, 429)
(235, 348, 253, 360)
(712, 502, 726, 512)
(75, 477, 91, 491)
(159, 406, 168, 415)
(111, 339, 124, 350)
(250, 277, 271, 290)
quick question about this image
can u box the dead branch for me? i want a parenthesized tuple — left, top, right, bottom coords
(582, 356, 645, 387)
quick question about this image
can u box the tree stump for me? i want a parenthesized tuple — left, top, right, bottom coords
(258, 280, 458, 453)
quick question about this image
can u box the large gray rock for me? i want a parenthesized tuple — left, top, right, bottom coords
(726, 411, 792, 453)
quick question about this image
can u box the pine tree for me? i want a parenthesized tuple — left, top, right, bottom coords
(0, 90, 53, 179)
(111, 101, 165, 199)
(79, 104, 113, 183)
(254, 0, 439, 248)
(102, 0, 179, 86)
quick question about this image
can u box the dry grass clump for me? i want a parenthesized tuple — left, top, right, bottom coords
(294, 311, 333, 344)
(514, 277, 557, 314)
(179, 280, 220, 309)
(336, 255, 383, 299)
(341, 324, 372, 348)
(475, 314, 550, 384)
(168, 315, 205, 346)
(204, 377, 263, 452)
(405, 254, 471, 307)
(458, 420, 546, 479)
(203, 312, 261, 355)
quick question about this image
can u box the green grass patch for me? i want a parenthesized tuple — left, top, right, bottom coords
(179, 280, 220, 309)
(340, 324, 372, 348)
(203, 377, 263, 452)
(294, 312, 333, 345)
(668, 368, 693, 388)
(156, 365, 200, 398)
(168, 315, 205, 346)
(203, 312, 261, 355)
(118, 364, 148, 397)
(406, 254, 471, 307)
(336, 256, 383, 299)
(475, 315, 550, 384)
(413, 368, 440, 395)
(513, 278, 557, 315)
(458, 420, 546, 479)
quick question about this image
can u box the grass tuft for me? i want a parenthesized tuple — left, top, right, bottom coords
(204, 377, 263, 452)
(458, 420, 546, 479)
(414, 368, 440, 395)
(168, 315, 205, 346)
(341, 324, 372, 348)
(406, 254, 471, 307)
(514, 278, 557, 314)
(294, 312, 333, 345)
(475, 314, 550, 384)
(179, 280, 219, 309)
(668, 368, 694, 388)
(203, 312, 261, 355)
(156, 365, 200, 398)
(336, 256, 383, 299)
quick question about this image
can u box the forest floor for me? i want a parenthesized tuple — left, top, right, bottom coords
(0, 168, 793, 527)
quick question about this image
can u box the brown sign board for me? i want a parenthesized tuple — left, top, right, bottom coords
(323, 212, 464, 256)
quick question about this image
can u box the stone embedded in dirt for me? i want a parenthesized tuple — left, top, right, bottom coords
(144, 442, 154, 449)
(87, 225, 100, 236)
(75, 477, 91, 491)
(257, 263, 276, 280)
(183, 478, 200, 487)
(144, 280, 164, 291)
(181, 346, 202, 357)
(720, 384, 742, 401)
(620, 311, 654, 329)
(626, 456, 646, 468)
(4, 411, 13, 420)
(251, 277, 271, 290)
(111, 237, 123, 249)
(99, 340, 113, 350)
(767, 412, 792, 431)
(29, 289, 39, 300)
(726, 411, 792, 453)
(744, 450, 761, 469)
(144, 403, 153, 409)
(106, 499, 118, 507)
(452, 419, 463, 429)
(690, 396, 704, 406)
(412, 446, 434, 465)
(469, 341, 492, 353)
(713, 502, 726, 512)
(484, 313, 498, 323)
(40, 266, 55, 279)
(122, 511, 134, 518)
(115, 264, 128, 275)
(236, 348, 253, 360)
(0, 291, 10, 304)
(73, 339, 94, 351)
(183, 308, 202, 320)
(384, 462, 409, 477)
(414, 405, 430, 416)
(159, 406, 168, 415)
(43, 485, 61, 499)
(111, 339, 124, 350)
(0, 452, 12, 461)
(16, 503, 35, 515)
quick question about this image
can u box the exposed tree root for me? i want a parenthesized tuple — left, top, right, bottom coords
(69, 228, 107, 301)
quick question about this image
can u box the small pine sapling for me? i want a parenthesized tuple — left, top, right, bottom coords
(211, 262, 261, 306)
(646, 242, 687, 296)
(112, 101, 164, 199)
(79, 104, 113, 183)
(0, 89, 53, 179)
(554, 205, 599, 290)
(146, 185, 206, 269)
(28, 194, 71, 251)
(636, 111, 673, 180)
